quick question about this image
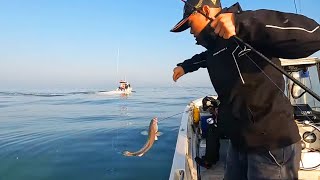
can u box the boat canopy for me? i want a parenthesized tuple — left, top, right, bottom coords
(280, 57, 320, 67)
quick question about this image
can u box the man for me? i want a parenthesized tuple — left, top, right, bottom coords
(170, 0, 320, 179)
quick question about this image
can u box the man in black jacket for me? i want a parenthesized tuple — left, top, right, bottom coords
(170, 0, 320, 179)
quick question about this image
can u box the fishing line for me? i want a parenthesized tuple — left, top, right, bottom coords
(298, 0, 302, 14)
(235, 41, 317, 125)
(233, 39, 320, 102)
(105, 111, 185, 136)
(179, 0, 320, 124)
(308, 75, 317, 108)
(175, 1, 320, 170)
(173, 80, 214, 95)
(158, 111, 187, 122)
(178, 1, 320, 160)
(180, 0, 320, 102)
(291, 73, 317, 109)
(108, 111, 187, 154)
(293, 0, 298, 14)
(108, 119, 151, 153)
(107, 91, 189, 144)
(236, 44, 320, 155)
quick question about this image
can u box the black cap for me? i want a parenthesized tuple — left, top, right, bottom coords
(202, 96, 220, 111)
(170, 0, 221, 33)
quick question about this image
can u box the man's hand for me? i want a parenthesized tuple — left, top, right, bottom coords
(211, 13, 236, 39)
(173, 66, 185, 82)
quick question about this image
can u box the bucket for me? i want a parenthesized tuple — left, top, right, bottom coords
(200, 113, 212, 138)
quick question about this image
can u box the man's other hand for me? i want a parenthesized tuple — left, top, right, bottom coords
(173, 66, 185, 82)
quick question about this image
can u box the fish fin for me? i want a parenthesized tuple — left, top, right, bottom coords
(156, 132, 163, 136)
(140, 131, 148, 136)
(138, 153, 144, 157)
(155, 136, 158, 141)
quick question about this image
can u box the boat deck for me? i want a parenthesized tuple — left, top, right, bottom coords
(197, 132, 320, 180)
(198, 139, 228, 180)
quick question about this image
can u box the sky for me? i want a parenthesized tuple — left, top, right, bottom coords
(0, 0, 319, 90)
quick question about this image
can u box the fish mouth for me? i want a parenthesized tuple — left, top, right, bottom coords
(153, 117, 158, 123)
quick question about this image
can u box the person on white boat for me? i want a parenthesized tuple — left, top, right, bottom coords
(170, 0, 320, 179)
(118, 81, 128, 91)
(195, 96, 221, 169)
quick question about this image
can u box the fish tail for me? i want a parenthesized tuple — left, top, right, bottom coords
(122, 151, 133, 156)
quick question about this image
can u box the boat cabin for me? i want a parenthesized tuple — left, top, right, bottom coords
(118, 80, 131, 91)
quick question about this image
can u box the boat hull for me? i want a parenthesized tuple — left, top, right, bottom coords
(97, 88, 132, 95)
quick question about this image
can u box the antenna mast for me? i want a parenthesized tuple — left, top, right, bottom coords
(117, 47, 120, 75)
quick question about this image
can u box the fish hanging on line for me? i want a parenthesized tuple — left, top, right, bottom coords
(123, 117, 160, 157)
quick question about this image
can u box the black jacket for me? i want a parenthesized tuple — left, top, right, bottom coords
(178, 3, 320, 151)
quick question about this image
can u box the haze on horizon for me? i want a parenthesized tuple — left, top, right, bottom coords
(0, 0, 319, 91)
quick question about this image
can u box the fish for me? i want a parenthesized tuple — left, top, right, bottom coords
(123, 117, 159, 157)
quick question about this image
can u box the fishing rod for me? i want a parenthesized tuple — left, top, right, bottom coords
(180, 0, 320, 102)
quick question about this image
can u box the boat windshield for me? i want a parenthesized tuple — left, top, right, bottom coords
(282, 58, 320, 112)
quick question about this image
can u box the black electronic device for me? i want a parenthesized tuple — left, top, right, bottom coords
(293, 104, 318, 121)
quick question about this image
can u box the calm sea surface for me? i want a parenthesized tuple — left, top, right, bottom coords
(0, 87, 214, 180)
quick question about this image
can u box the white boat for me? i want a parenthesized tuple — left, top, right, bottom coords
(98, 47, 133, 95)
(169, 57, 320, 180)
(98, 80, 133, 95)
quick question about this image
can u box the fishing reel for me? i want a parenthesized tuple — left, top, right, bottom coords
(292, 103, 320, 170)
(297, 120, 320, 170)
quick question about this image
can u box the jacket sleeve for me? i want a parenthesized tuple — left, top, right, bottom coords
(177, 51, 208, 73)
(235, 10, 320, 59)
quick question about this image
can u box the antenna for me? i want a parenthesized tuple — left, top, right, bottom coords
(117, 47, 120, 74)
(298, 0, 302, 13)
(293, 0, 302, 14)
(293, 0, 298, 14)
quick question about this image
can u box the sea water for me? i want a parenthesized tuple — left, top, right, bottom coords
(0, 87, 214, 180)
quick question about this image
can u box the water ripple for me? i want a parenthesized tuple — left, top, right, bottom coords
(0, 87, 194, 180)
